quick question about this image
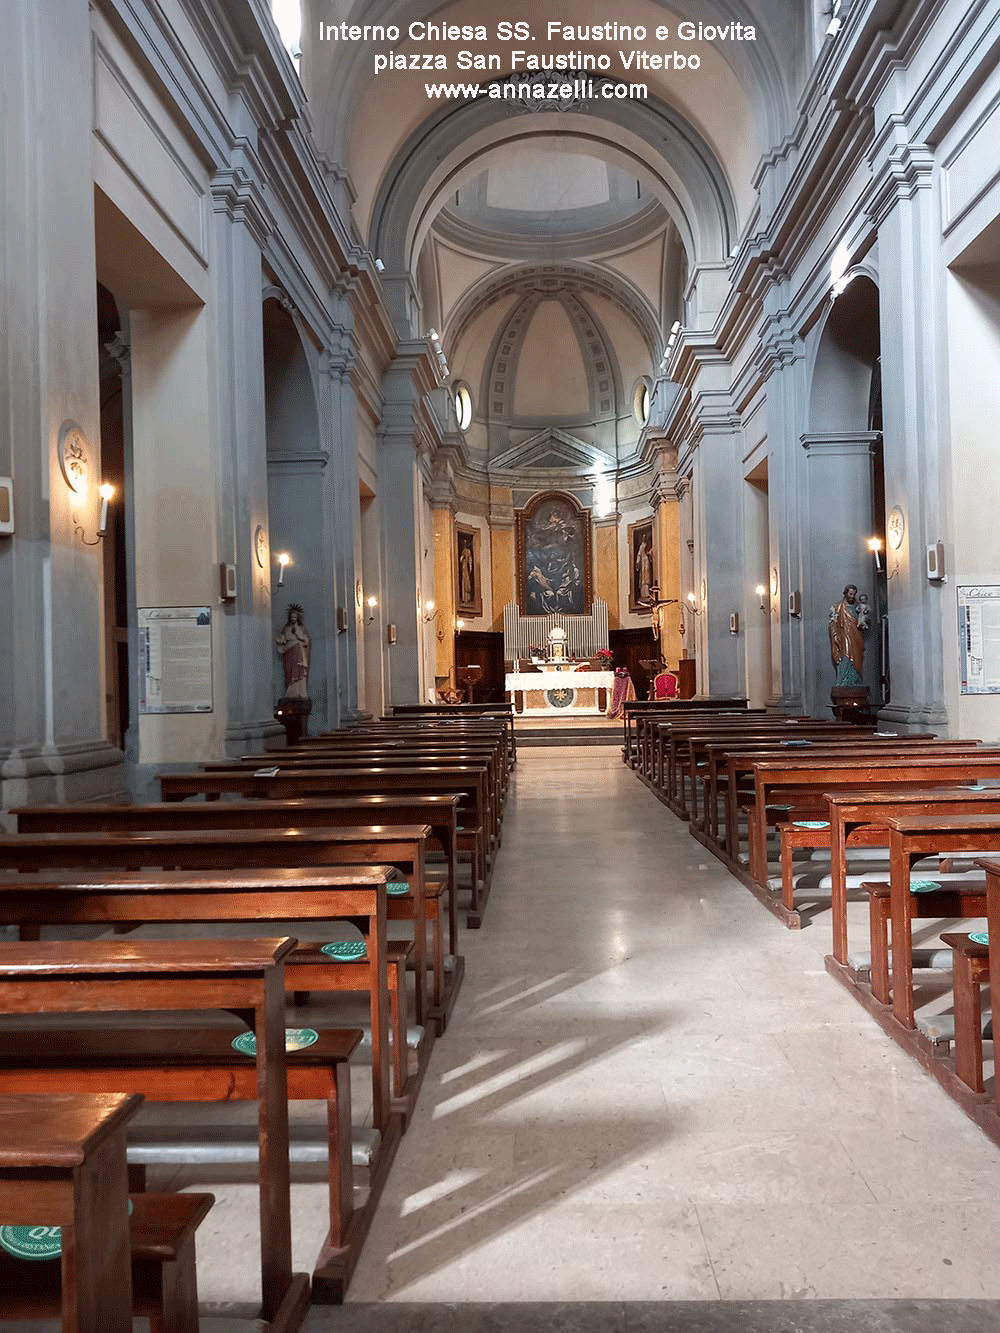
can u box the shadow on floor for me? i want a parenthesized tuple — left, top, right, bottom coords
(302, 1299, 1000, 1332)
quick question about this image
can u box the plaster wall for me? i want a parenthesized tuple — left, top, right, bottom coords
(131, 306, 226, 763)
(942, 261, 1000, 741)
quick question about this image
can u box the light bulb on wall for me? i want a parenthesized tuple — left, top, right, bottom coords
(867, 536, 883, 573)
(367, 594, 378, 623)
(97, 483, 115, 536)
(276, 551, 291, 587)
(755, 584, 767, 612)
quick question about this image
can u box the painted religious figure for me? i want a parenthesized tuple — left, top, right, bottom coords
(455, 524, 483, 617)
(276, 603, 311, 700)
(828, 584, 871, 685)
(628, 519, 655, 612)
(517, 492, 591, 616)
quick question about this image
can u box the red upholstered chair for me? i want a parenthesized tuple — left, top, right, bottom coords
(650, 669, 679, 700)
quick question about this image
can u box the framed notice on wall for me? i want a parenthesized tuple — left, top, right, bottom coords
(958, 585, 1000, 694)
(138, 606, 214, 713)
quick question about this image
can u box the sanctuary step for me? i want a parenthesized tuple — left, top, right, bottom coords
(515, 723, 622, 747)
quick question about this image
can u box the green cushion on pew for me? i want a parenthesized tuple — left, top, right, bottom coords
(232, 1027, 319, 1057)
(387, 881, 410, 896)
(320, 941, 367, 962)
(793, 820, 829, 829)
(970, 932, 989, 946)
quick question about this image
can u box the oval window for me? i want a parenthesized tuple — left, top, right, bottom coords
(455, 384, 473, 432)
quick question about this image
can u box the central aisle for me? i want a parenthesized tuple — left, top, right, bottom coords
(317, 746, 1000, 1312)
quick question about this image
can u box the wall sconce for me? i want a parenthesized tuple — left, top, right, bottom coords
(0, 477, 13, 536)
(336, 606, 349, 633)
(755, 584, 768, 613)
(275, 551, 291, 588)
(729, 612, 740, 635)
(456, 618, 465, 633)
(367, 595, 378, 623)
(867, 536, 883, 573)
(422, 598, 438, 624)
(387, 623, 397, 645)
(788, 589, 802, 618)
(74, 482, 115, 546)
(684, 591, 701, 616)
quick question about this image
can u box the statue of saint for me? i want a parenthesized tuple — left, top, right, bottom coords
(635, 537, 653, 605)
(276, 603, 311, 700)
(829, 584, 870, 686)
(459, 543, 474, 606)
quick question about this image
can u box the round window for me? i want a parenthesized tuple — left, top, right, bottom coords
(633, 380, 650, 426)
(455, 384, 473, 433)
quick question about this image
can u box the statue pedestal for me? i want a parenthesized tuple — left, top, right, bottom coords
(275, 696, 311, 746)
(830, 685, 876, 726)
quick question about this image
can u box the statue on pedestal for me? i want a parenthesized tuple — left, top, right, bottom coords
(828, 584, 870, 685)
(276, 603, 311, 700)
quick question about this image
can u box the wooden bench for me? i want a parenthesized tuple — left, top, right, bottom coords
(880, 812, 1000, 1030)
(0, 867, 394, 1141)
(157, 766, 494, 928)
(939, 932, 991, 1092)
(15, 793, 463, 965)
(0, 940, 310, 1333)
(0, 824, 435, 1035)
(747, 751, 1000, 889)
(0, 1026, 362, 1301)
(0, 1188, 214, 1333)
(0, 1092, 142, 1333)
(860, 878, 986, 1007)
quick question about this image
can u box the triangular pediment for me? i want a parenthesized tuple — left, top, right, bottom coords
(490, 429, 615, 475)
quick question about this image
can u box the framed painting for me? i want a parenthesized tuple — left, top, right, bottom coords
(455, 523, 483, 617)
(516, 491, 592, 616)
(628, 518, 655, 613)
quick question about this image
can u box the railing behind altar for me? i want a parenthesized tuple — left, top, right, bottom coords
(503, 599, 610, 661)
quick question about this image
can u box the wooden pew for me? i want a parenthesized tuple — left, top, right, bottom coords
(622, 699, 749, 771)
(823, 783, 1000, 969)
(387, 703, 516, 767)
(0, 1188, 214, 1333)
(746, 750, 1000, 888)
(882, 811, 1000, 1029)
(15, 794, 463, 962)
(0, 939, 311, 1333)
(0, 868, 394, 1139)
(0, 1092, 142, 1333)
(157, 768, 494, 927)
(0, 1028, 361, 1303)
(0, 825, 433, 1032)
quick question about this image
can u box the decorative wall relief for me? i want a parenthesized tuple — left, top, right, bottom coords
(455, 522, 483, 617)
(516, 491, 592, 616)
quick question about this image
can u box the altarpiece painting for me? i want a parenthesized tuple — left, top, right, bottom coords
(516, 491, 592, 616)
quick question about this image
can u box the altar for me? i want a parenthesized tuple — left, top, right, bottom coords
(504, 665, 614, 716)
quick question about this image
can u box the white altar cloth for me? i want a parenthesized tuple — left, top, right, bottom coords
(504, 670, 614, 717)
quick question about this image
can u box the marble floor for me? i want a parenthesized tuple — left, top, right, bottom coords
(8, 746, 1000, 1332)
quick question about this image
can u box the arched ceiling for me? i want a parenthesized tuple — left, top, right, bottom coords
(297, 0, 811, 484)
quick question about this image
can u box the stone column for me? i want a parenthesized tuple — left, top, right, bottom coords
(692, 417, 747, 699)
(800, 433, 879, 716)
(210, 161, 285, 754)
(757, 307, 810, 712)
(320, 297, 366, 726)
(0, 0, 123, 808)
(866, 136, 948, 730)
(376, 344, 439, 706)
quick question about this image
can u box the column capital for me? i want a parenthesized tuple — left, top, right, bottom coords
(865, 123, 934, 229)
(211, 166, 270, 248)
(800, 431, 880, 457)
